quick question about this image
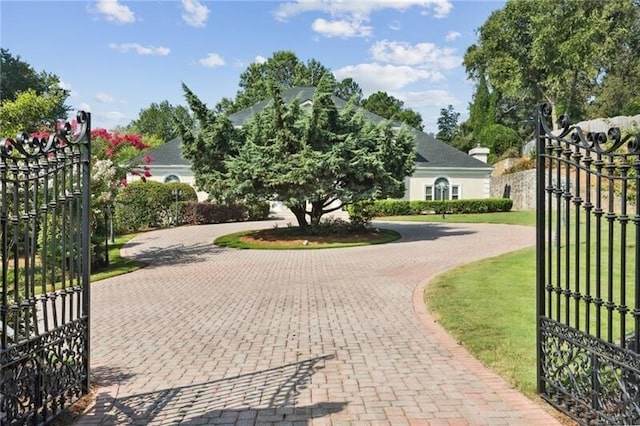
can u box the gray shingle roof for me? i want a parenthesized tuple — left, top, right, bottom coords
(145, 87, 491, 170)
(132, 137, 190, 166)
(412, 130, 490, 169)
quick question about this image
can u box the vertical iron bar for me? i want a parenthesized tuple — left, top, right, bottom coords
(50, 157, 59, 329)
(1, 154, 7, 349)
(41, 158, 50, 333)
(556, 144, 563, 323)
(21, 159, 31, 339)
(81, 112, 92, 394)
(635, 157, 640, 353)
(29, 161, 39, 337)
(584, 153, 593, 334)
(547, 142, 554, 320)
(573, 147, 582, 330)
(564, 144, 572, 327)
(60, 149, 67, 325)
(536, 110, 547, 394)
(619, 161, 629, 347)
(11, 160, 20, 340)
(595, 153, 604, 339)
(606, 157, 616, 343)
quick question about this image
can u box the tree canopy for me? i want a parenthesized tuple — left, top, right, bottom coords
(435, 105, 460, 143)
(464, 0, 639, 129)
(0, 48, 70, 135)
(128, 100, 193, 142)
(180, 74, 416, 229)
(362, 91, 423, 130)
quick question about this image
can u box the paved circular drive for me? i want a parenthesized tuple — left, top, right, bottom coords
(76, 217, 560, 425)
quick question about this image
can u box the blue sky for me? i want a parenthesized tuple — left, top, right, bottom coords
(1, 0, 505, 134)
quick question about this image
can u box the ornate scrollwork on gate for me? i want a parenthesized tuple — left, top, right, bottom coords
(537, 104, 640, 424)
(1, 111, 91, 424)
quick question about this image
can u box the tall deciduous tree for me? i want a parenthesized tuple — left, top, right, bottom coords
(335, 78, 363, 104)
(0, 89, 67, 136)
(464, 0, 637, 127)
(181, 74, 416, 229)
(362, 91, 423, 130)
(0, 48, 70, 128)
(129, 100, 193, 141)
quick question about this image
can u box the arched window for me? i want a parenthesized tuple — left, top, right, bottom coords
(434, 177, 450, 201)
(164, 174, 180, 183)
(425, 177, 458, 201)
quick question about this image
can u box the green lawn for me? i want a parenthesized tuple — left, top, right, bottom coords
(91, 233, 145, 281)
(412, 209, 637, 397)
(378, 210, 536, 226)
(426, 247, 539, 396)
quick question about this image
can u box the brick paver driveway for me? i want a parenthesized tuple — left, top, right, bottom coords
(77, 217, 560, 425)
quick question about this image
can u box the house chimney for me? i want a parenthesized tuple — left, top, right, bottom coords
(469, 145, 490, 163)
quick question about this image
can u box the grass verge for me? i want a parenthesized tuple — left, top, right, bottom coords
(377, 211, 536, 226)
(214, 227, 400, 249)
(425, 246, 538, 397)
(91, 233, 146, 281)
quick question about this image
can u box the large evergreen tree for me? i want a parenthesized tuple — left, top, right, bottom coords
(181, 74, 416, 229)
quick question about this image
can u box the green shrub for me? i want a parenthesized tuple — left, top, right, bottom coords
(245, 200, 271, 221)
(183, 202, 247, 224)
(349, 198, 513, 217)
(115, 181, 198, 232)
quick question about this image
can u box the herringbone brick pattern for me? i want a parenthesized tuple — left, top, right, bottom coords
(76, 217, 560, 425)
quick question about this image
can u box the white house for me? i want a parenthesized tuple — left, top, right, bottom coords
(129, 87, 493, 202)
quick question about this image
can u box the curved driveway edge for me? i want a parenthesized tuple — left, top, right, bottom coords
(76, 218, 561, 425)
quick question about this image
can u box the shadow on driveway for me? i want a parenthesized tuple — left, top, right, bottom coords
(84, 355, 346, 424)
(374, 221, 477, 243)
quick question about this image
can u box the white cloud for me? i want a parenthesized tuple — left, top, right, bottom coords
(109, 43, 170, 56)
(275, 0, 453, 21)
(370, 40, 460, 69)
(94, 92, 118, 103)
(101, 111, 127, 121)
(445, 31, 461, 42)
(389, 20, 401, 31)
(333, 63, 437, 93)
(198, 53, 225, 68)
(181, 0, 210, 28)
(255, 55, 268, 64)
(391, 89, 460, 108)
(311, 18, 372, 38)
(96, 0, 135, 24)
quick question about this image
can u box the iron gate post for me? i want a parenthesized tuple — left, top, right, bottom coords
(81, 111, 92, 395)
(535, 106, 546, 395)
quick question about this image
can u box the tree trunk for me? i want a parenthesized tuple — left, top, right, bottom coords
(289, 204, 308, 230)
(309, 200, 325, 227)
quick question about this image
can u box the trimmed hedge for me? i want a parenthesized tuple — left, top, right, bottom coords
(183, 201, 270, 225)
(115, 181, 198, 232)
(347, 198, 513, 218)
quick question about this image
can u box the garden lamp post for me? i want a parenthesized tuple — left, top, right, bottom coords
(436, 181, 448, 219)
(172, 188, 182, 226)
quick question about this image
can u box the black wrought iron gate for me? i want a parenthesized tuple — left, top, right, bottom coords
(536, 105, 640, 424)
(1, 112, 91, 425)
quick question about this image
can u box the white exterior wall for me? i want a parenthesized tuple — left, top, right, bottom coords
(405, 167, 493, 201)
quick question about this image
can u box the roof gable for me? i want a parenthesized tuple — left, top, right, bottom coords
(229, 86, 491, 169)
(131, 137, 190, 166)
(143, 87, 491, 170)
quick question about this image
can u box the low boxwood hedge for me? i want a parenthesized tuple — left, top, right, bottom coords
(347, 198, 513, 218)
